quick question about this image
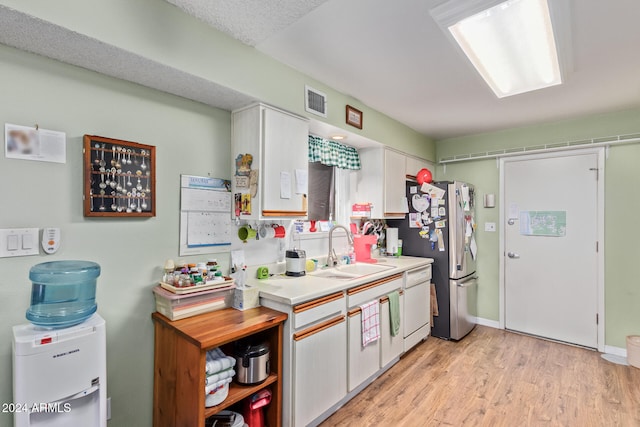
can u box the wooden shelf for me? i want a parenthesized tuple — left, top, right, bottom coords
(152, 307, 287, 349)
(203, 374, 278, 418)
(152, 307, 287, 427)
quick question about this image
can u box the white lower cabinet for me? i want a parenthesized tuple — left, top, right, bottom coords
(347, 311, 380, 392)
(293, 316, 347, 426)
(403, 281, 430, 352)
(380, 294, 405, 367)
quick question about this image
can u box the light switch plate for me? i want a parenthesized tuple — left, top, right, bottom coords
(485, 222, 496, 232)
(0, 228, 39, 258)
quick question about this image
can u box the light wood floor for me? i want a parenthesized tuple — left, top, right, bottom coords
(321, 326, 640, 426)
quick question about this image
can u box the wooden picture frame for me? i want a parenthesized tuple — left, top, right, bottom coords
(83, 135, 156, 217)
(345, 105, 363, 129)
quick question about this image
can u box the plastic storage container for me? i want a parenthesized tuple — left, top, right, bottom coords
(26, 260, 101, 328)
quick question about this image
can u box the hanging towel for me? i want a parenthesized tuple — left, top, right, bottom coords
(430, 283, 439, 327)
(387, 291, 401, 337)
(360, 300, 380, 347)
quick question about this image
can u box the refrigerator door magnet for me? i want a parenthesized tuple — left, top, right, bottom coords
(412, 194, 429, 212)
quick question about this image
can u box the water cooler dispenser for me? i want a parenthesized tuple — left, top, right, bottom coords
(13, 314, 107, 427)
(12, 260, 107, 427)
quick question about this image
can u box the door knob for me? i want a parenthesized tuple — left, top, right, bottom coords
(507, 252, 520, 259)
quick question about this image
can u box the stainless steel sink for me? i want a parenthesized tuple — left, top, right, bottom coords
(311, 262, 396, 280)
(334, 263, 395, 276)
(310, 270, 358, 280)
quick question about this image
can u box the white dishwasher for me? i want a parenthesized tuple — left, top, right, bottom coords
(403, 265, 431, 351)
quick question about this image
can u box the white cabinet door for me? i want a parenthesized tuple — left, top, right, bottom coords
(262, 107, 309, 217)
(355, 148, 407, 219)
(231, 103, 309, 220)
(380, 295, 404, 367)
(383, 149, 407, 217)
(405, 156, 434, 179)
(347, 311, 380, 392)
(404, 282, 429, 338)
(293, 316, 347, 427)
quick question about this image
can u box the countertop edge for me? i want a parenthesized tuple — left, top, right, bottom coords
(251, 256, 433, 306)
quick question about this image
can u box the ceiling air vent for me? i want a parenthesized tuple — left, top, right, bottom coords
(305, 85, 327, 117)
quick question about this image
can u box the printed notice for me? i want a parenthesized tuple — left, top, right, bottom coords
(5, 123, 66, 163)
(295, 169, 308, 194)
(179, 175, 233, 256)
(280, 171, 292, 199)
(520, 211, 566, 237)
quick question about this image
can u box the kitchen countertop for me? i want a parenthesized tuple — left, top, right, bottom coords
(247, 256, 433, 306)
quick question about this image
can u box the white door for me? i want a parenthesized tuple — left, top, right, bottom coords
(503, 152, 600, 348)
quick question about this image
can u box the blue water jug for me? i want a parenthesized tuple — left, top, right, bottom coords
(26, 260, 101, 328)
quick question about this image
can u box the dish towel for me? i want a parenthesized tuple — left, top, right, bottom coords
(430, 282, 439, 327)
(360, 300, 380, 347)
(205, 347, 236, 375)
(387, 291, 401, 337)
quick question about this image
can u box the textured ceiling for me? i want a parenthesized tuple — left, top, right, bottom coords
(0, 5, 255, 113)
(170, 0, 640, 140)
(165, 0, 330, 46)
(4, 1, 639, 142)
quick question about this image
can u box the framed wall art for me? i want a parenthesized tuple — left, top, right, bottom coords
(345, 105, 363, 129)
(83, 135, 156, 217)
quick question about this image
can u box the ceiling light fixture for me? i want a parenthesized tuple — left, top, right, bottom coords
(330, 135, 346, 141)
(431, 0, 570, 98)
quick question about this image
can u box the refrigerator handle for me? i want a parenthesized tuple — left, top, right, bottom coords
(457, 276, 478, 287)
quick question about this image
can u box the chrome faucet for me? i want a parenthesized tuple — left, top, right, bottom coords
(327, 225, 354, 267)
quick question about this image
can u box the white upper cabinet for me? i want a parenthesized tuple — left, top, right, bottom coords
(405, 155, 434, 180)
(355, 147, 408, 219)
(231, 103, 309, 220)
(384, 149, 407, 216)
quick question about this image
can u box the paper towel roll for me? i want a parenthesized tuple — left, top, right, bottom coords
(386, 228, 398, 255)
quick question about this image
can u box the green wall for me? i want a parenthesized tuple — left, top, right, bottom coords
(0, 44, 233, 426)
(0, 0, 435, 160)
(436, 107, 640, 348)
(0, 5, 436, 421)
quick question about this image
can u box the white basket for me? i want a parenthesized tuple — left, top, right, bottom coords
(627, 335, 640, 369)
(205, 382, 230, 407)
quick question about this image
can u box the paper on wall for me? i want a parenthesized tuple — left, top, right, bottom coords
(508, 203, 519, 220)
(466, 218, 473, 237)
(436, 229, 445, 251)
(462, 185, 470, 211)
(280, 171, 291, 199)
(409, 213, 421, 228)
(401, 196, 409, 213)
(412, 194, 429, 212)
(470, 236, 477, 260)
(5, 123, 66, 163)
(421, 182, 445, 199)
(295, 169, 308, 194)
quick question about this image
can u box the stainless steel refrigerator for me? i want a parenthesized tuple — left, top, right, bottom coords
(387, 180, 478, 340)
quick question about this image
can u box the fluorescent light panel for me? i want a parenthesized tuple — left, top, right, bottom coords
(447, 0, 562, 98)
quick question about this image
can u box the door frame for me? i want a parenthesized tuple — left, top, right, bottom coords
(498, 148, 605, 352)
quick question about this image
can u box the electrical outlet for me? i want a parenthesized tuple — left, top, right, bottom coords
(485, 222, 496, 232)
